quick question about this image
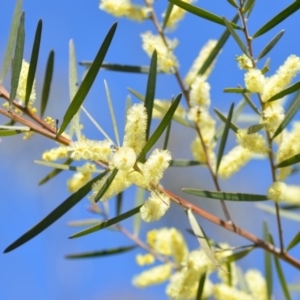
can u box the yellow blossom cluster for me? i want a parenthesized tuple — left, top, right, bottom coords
(99, 0, 150, 22)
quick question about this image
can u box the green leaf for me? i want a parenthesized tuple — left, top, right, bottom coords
(187, 209, 222, 269)
(94, 168, 118, 203)
(257, 30, 284, 61)
(263, 221, 273, 300)
(104, 80, 120, 147)
(25, 19, 42, 107)
(247, 123, 265, 134)
(198, 14, 239, 76)
(183, 189, 268, 201)
(223, 17, 248, 55)
(116, 191, 123, 217)
(0, 0, 22, 83)
(138, 93, 182, 161)
(0, 125, 30, 136)
(261, 57, 271, 74)
(69, 205, 142, 239)
(162, 3, 175, 29)
(4, 171, 108, 253)
(40, 50, 54, 118)
(242, 93, 261, 115)
(257, 203, 300, 222)
(225, 247, 254, 264)
(253, 1, 300, 38)
(267, 80, 300, 102)
(57, 23, 117, 136)
(144, 50, 157, 141)
(227, 0, 238, 9)
(10, 11, 25, 109)
(170, 159, 201, 167)
(269, 234, 291, 300)
(67, 219, 103, 227)
(80, 62, 161, 74)
(216, 103, 234, 172)
(214, 108, 239, 133)
(196, 272, 206, 300)
(133, 187, 145, 237)
(38, 157, 73, 186)
(272, 90, 300, 139)
(244, 0, 255, 15)
(223, 88, 250, 94)
(286, 231, 300, 252)
(169, 0, 241, 29)
(66, 245, 136, 259)
(276, 153, 300, 168)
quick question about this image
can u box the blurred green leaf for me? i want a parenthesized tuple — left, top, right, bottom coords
(247, 123, 265, 134)
(138, 93, 182, 161)
(94, 169, 118, 203)
(170, 159, 201, 167)
(286, 231, 300, 252)
(263, 221, 273, 300)
(57, 23, 117, 136)
(169, 0, 241, 29)
(227, 0, 238, 9)
(257, 203, 300, 222)
(162, 3, 174, 29)
(9, 11, 25, 108)
(198, 14, 239, 76)
(214, 108, 239, 133)
(0, 127, 30, 136)
(216, 103, 234, 172)
(69, 205, 142, 239)
(267, 81, 300, 102)
(40, 50, 54, 118)
(223, 17, 248, 55)
(145, 50, 157, 141)
(183, 189, 268, 201)
(224, 88, 250, 94)
(196, 272, 206, 300)
(225, 247, 254, 263)
(276, 153, 300, 168)
(163, 117, 172, 150)
(257, 30, 284, 61)
(116, 191, 123, 217)
(272, 90, 300, 139)
(38, 157, 73, 185)
(25, 19, 42, 107)
(66, 245, 136, 259)
(253, 1, 300, 38)
(244, 0, 255, 15)
(261, 57, 271, 74)
(4, 171, 108, 253)
(104, 80, 120, 146)
(242, 93, 261, 115)
(67, 219, 103, 227)
(0, 0, 22, 83)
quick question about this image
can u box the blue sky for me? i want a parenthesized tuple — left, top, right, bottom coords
(1, 1, 300, 299)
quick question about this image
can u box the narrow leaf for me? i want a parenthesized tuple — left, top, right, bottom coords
(263, 221, 273, 300)
(286, 231, 300, 252)
(10, 11, 25, 108)
(247, 123, 265, 134)
(272, 90, 300, 138)
(198, 14, 239, 76)
(25, 19, 42, 107)
(170, 159, 201, 167)
(223, 17, 248, 55)
(162, 3, 175, 29)
(104, 80, 120, 147)
(225, 247, 254, 264)
(94, 169, 118, 203)
(69, 205, 142, 239)
(253, 1, 300, 38)
(257, 203, 300, 222)
(66, 245, 136, 259)
(138, 93, 182, 160)
(40, 50, 54, 118)
(214, 108, 238, 133)
(227, 0, 238, 9)
(0, 128, 30, 136)
(116, 191, 123, 217)
(4, 171, 108, 253)
(196, 272, 206, 300)
(242, 93, 261, 115)
(163, 112, 172, 150)
(144, 50, 157, 141)
(261, 58, 271, 74)
(276, 153, 300, 168)
(267, 80, 300, 102)
(0, 0, 22, 82)
(187, 209, 221, 268)
(38, 157, 73, 185)
(257, 30, 285, 61)
(57, 23, 117, 136)
(169, 0, 241, 29)
(67, 219, 103, 227)
(224, 88, 250, 94)
(183, 189, 268, 201)
(216, 103, 234, 172)
(244, 0, 255, 14)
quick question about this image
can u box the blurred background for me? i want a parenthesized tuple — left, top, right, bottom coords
(1, 0, 300, 299)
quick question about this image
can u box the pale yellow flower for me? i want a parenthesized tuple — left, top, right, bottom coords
(267, 181, 287, 202)
(284, 185, 300, 205)
(244, 68, 265, 93)
(111, 146, 136, 171)
(42, 146, 69, 161)
(136, 253, 155, 266)
(236, 54, 253, 70)
(261, 101, 285, 134)
(189, 76, 211, 107)
(245, 269, 268, 300)
(214, 283, 254, 300)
